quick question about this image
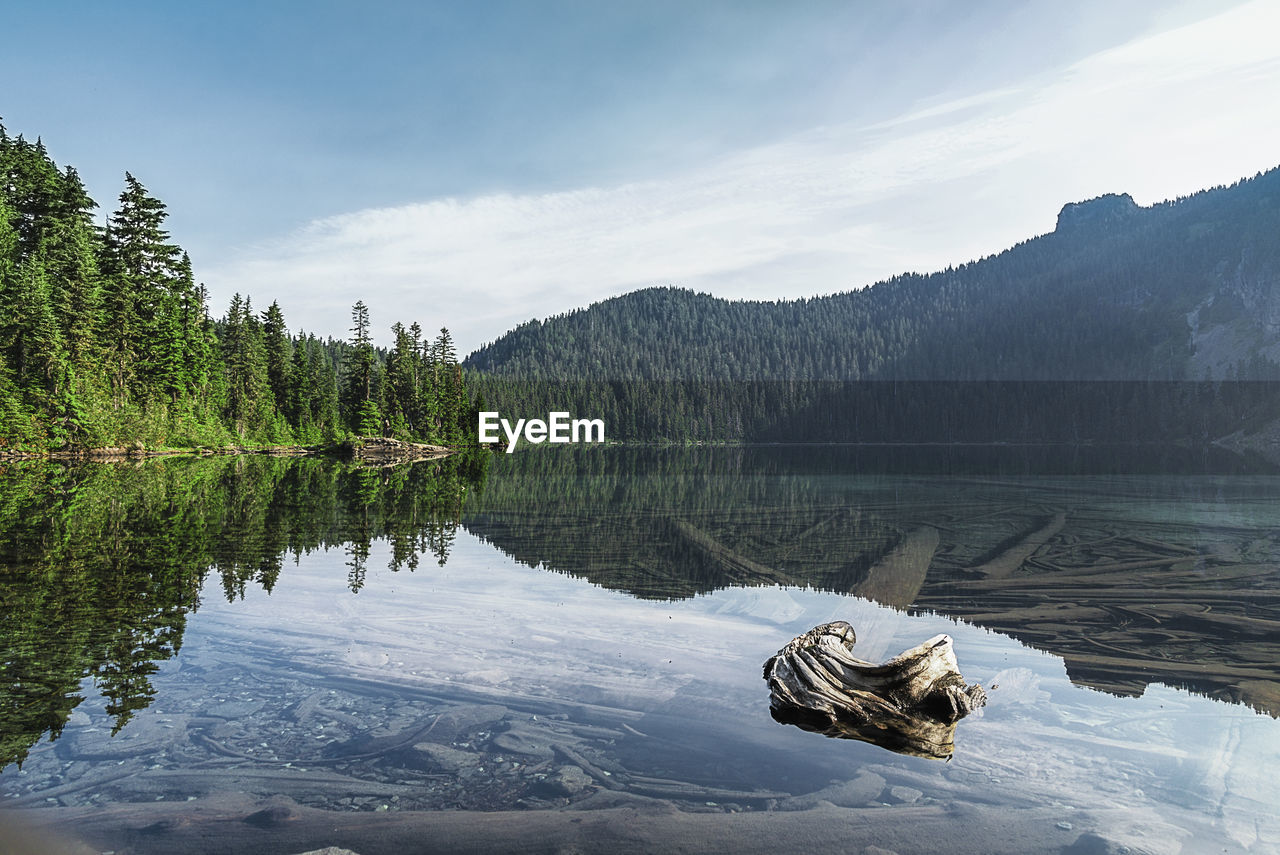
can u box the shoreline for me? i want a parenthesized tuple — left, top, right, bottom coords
(0, 791, 1208, 855)
(0, 437, 458, 465)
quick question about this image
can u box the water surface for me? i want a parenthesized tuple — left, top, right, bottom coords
(1, 447, 1278, 854)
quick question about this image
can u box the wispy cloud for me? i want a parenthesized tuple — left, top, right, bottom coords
(205, 0, 1280, 354)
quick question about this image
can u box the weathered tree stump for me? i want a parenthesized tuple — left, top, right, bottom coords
(763, 621, 987, 759)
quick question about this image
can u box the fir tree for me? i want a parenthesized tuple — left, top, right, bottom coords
(221, 294, 272, 436)
(0, 120, 478, 450)
(100, 173, 180, 398)
(261, 300, 291, 413)
(44, 165, 101, 366)
(308, 336, 340, 439)
(383, 322, 417, 437)
(341, 300, 380, 434)
(286, 329, 311, 429)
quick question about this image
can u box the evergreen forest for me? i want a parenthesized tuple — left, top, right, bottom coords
(466, 165, 1280, 444)
(9, 117, 1280, 450)
(0, 125, 475, 452)
(468, 170, 1280, 383)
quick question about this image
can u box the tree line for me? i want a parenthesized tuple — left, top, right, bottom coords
(468, 376, 1280, 445)
(0, 124, 475, 450)
(464, 163, 1280, 444)
(466, 166, 1280, 384)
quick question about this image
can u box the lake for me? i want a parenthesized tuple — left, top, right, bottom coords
(2, 446, 1279, 854)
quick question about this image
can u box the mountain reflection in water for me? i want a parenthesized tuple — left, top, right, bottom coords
(464, 446, 1280, 716)
(1, 446, 1279, 855)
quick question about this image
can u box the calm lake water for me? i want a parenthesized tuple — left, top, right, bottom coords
(1, 447, 1278, 854)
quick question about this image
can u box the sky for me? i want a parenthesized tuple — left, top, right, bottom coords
(5, 0, 1280, 354)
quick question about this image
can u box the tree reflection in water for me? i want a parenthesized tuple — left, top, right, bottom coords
(0, 453, 486, 768)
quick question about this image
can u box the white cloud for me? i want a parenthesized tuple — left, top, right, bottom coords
(205, 0, 1280, 354)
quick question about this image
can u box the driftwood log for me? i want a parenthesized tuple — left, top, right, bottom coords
(763, 621, 987, 759)
(342, 436, 453, 464)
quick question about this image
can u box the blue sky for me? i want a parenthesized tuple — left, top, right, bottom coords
(5, 1, 1279, 352)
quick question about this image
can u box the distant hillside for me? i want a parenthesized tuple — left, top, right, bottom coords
(466, 166, 1280, 382)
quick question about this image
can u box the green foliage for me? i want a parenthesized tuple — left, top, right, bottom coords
(0, 123, 475, 450)
(220, 293, 273, 436)
(468, 168, 1280, 385)
(340, 300, 378, 433)
(461, 168, 1280, 444)
(355, 400, 383, 436)
(262, 300, 291, 410)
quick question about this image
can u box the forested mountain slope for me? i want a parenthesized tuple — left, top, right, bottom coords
(467, 167, 1280, 381)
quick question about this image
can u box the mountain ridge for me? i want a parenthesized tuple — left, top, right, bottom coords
(466, 166, 1280, 382)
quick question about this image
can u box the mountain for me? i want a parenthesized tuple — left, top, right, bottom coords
(466, 166, 1280, 382)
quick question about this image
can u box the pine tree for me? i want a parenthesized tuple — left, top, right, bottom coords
(44, 166, 101, 367)
(1, 260, 65, 397)
(341, 300, 380, 434)
(286, 329, 311, 430)
(3, 136, 62, 263)
(149, 290, 186, 402)
(221, 294, 272, 436)
(430, 327, 464, 442)
(308, 336, 340, 439)
(434, 326, 457, 365)
(1, 117, 483, 449)
(383, 322, 417, 437)
(261, 300, 291, 413)
(0, 172, 39, 443)
(100, 173, 180, 399)
(175, 259, 218, 404)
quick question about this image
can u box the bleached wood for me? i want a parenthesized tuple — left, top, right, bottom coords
(763, 621, 986, 758)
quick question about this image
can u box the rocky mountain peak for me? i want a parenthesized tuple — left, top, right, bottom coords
(1055, 192, 1139, 232)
